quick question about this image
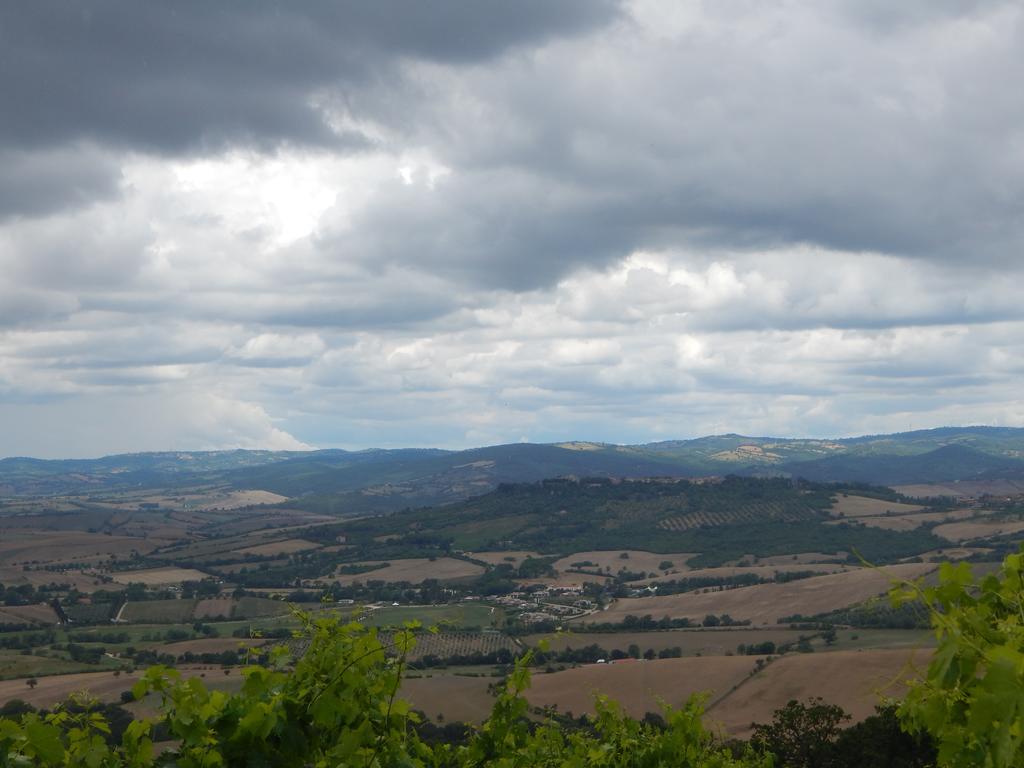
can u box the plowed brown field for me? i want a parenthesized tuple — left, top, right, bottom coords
(525, 655, 763, 719)
(706, 648, 932, 736)
(589, 563, 935, 626)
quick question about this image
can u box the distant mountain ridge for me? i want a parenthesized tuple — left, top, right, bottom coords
(2, 426, 1023, 506)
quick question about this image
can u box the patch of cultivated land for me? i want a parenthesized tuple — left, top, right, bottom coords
(332, 558, 485, 585)
(830, 495, 924, 518)
(235, 538, 321, 557)
(467, 551, 543, 567)
(907, 547, 990, 562)
(212, 559, 289, 574)
(0, 531, 156, 565)
(725, 552, 848, 566)
(834, 509, 978, 532)
(517, 574, 613, 589)
(552, 551, 697, 576)
(121, 599, 198, 623)
(197, 490, 289, 509)
(111, 567, 212, 586)
(589, 563, 936, 626)
(0, 654, 113, 681)
(160, 637, 267, 655)
(706, 648, 932, 737)
(379, 631, 519, 662)
(0, 604, 57, 625)
(525, 655, 764, 719)
(524, 629, 808, 656)
(194, 597, 235, 619)
(357, 603, 498, 629)
(209, 511, 336, 536)
(400, 675, 496, 724)
(0, 667, 227, 710)
(894, 479, 1024, 498)
(933, 519, 1024, 542)
(233, 596, 292, 619)
(0, 567, 108, 593)
(633, 563, 852, 585)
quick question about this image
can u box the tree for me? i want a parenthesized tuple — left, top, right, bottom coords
(896, 549, 1024, 767)
(750, 697, 849, 768)
(830, 704, 935, 768)
(25, 678, 37, 690)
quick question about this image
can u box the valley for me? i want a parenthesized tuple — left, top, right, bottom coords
(2, 429, 1022, 736)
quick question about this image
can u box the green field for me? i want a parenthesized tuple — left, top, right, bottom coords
(232, 596, 294, 619)
(819, 628, 935, 652)
(0, 650, 116, 680)
(121, 599, 197, 623)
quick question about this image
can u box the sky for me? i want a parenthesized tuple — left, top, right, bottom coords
(2, 0, 1024, 458)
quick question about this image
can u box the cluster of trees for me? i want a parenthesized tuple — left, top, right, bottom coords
(0, 629, 56, 650)
(0, 581, 63, 606)
(528, 643, 684, 666)
(781, 600, 929, 629)
(749, 699, 935, 767)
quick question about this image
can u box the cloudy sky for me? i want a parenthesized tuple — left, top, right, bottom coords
(2, 0, 1023, 458)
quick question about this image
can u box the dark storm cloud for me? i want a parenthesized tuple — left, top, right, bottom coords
(0, 0, 620, 154)
(314, 0, 1024, 290)
(0, 147, 122, 220)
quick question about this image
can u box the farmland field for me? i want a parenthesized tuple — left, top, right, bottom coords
(232, 596, 292, 619)
(111, 567, 212, 585)
(633, 563, 852, 585)
(933, 519, 1024, 542)
(525, 655, 763, 719)
(121, 599, 197, 623)
(727, 552, 849, 566)
(551, 551, 696, 576)
(894, 479, 1024, 498)
(590, 563, 936, 626)
(835, 509, 975, 531)
(0, 566, 110, 593)
(908, 547, 990, 562)
(0, 604, 57, 625)
(830, 495, 923, 518)
(194, 490, 289, 509)
(0, 654, 118, 682)
(705, 648, 932, 736)
(659, 502, 819, 531)
(194, 597, 235, 619)
(379, 631, 519, 662)
(0, 667, 229, 710)
(0, 531, 156, 565)
(332, 558, 485, 585)
(400, 674, 496, 724)
(467, 551, 543, 567)
(524, 628, 808, 656)
(161, 637, 267, 655)
(234, 538, 320, 557)
(358, 603, 499, 629)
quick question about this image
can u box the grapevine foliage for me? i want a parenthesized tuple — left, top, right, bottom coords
(896, 546, 1024, 767)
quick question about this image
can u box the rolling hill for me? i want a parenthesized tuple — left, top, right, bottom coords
(1, 427, 1022, 511)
